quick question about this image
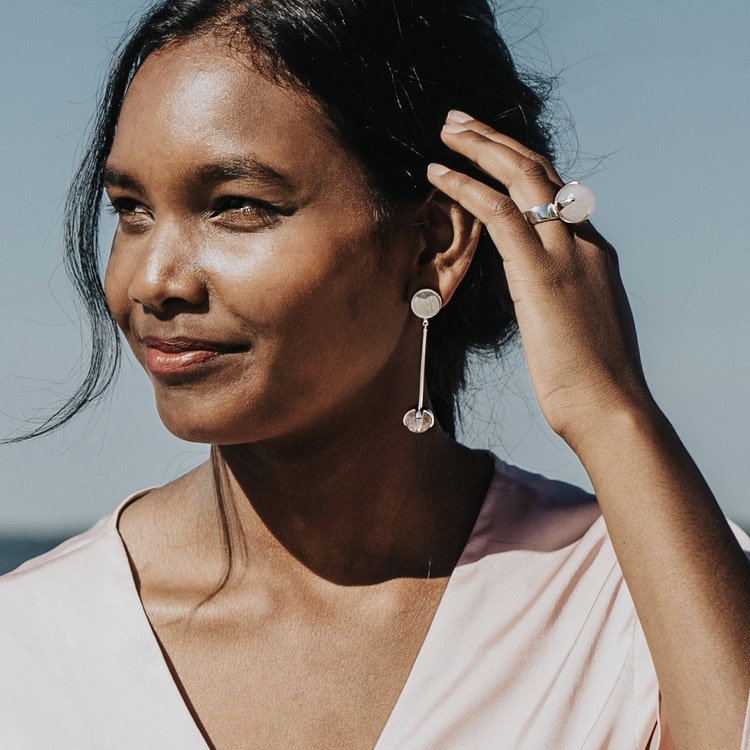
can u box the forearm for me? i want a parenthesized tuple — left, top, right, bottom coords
(571, 402, 750, 750)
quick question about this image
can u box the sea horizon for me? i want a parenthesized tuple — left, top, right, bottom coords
(0, 534, 76, 576)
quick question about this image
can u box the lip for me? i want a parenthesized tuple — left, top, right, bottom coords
(141, 336, 248, 379)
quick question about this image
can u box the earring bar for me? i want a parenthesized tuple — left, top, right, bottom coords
(416, 318, 429, 418)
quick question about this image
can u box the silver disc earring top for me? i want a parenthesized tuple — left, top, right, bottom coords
(410, 289, 443, 320)
(403, 289, 442, 434)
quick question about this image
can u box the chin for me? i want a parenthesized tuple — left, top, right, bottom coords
(153, 397, 248, 445)
(160, 421, 222, 445)
(153, 390, 296, 446)
(156, 409, 265, 445)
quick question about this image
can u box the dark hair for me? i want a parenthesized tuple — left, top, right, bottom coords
(19, 0, 553, 442)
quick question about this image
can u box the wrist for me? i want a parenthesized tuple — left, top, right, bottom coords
(560, 391, 667, 464)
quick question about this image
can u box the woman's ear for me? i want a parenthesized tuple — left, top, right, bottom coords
(413, 190, 483, 306)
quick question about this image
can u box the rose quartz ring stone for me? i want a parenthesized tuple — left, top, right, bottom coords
(524, 182, 595, 225)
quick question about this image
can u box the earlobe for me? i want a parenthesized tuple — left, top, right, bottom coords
(415, 191, 483, 306)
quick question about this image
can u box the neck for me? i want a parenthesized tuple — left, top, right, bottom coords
(211, 419, 492, 586)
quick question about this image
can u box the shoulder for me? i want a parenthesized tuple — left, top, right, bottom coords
(460, 457, 625, 655)
(479, 454, 750, 556)
(0, 503, 132, 737)
(0, 492, 148, 638)
(467, 455, 604, 558)
(1, 508, 119, 593)
(0, 491, 208, 748)
(0, 488, 159, 670)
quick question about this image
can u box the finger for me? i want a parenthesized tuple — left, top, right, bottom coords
(426, 162, 548, 266)
(441, 123, 553, 207)
(446, 110, 563, 185)
(440, 125, 573, 249)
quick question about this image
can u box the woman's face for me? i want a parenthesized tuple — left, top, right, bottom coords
(104, 35, 421, 444)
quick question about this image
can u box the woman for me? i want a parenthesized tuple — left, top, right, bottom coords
(1, 1, 748, 748)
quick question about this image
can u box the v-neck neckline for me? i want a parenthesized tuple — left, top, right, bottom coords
(373, 455, 506, 748)
(108, 453, 505, 750)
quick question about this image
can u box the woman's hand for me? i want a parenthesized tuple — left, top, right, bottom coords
(427, 110, 652, 449)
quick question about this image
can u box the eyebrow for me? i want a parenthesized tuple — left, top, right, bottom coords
(102, 168, 143, 192)
(194, 157, 294, 189)
(103, 156, 295, 192)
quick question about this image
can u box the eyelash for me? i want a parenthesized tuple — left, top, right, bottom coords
(106, 197, 148, 216)
(209, 196, 282, 226)
(105, 196, 284, 230)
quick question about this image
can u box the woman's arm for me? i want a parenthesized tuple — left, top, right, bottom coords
(428, 110, 750, 750)
(573, 380, 750, 750)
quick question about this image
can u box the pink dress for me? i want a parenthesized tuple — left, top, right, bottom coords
(1, 456, 748, 749)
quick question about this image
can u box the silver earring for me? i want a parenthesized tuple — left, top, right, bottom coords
(403, 289, 442, 434)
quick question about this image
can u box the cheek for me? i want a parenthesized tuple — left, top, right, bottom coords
(209, 219, 391, 330)
(103, 246, 131, 329)
(215, 230, 404, 395)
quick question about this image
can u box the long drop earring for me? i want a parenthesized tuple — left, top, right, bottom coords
(403, 289, 443, 434)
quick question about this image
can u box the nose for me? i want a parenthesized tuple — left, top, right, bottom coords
(127, 223, 208, 315)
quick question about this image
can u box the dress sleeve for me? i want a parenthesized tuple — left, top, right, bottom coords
(645, 693, 673, 750)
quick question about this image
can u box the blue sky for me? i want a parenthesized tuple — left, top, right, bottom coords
(1, 0, 748, 533)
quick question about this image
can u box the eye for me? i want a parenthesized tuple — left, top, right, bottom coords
(210, 196, 285, 230)
(106, 197, 153, 233)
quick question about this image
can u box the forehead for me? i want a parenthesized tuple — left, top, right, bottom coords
(108, 34, 357, 187)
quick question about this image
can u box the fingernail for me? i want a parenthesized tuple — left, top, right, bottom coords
(442, 122, 467, 134)
(428, 163, 450, 177)
(447, 109, 472, 124)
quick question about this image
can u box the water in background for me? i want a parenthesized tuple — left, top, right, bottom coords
(0, 535, 72, 576)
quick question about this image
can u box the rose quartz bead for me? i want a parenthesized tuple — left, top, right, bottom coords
(556, 182, 595, 223)
(403, 408, 435, 433)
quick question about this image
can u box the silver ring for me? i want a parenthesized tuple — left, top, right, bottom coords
(523, 182, 595, 226)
